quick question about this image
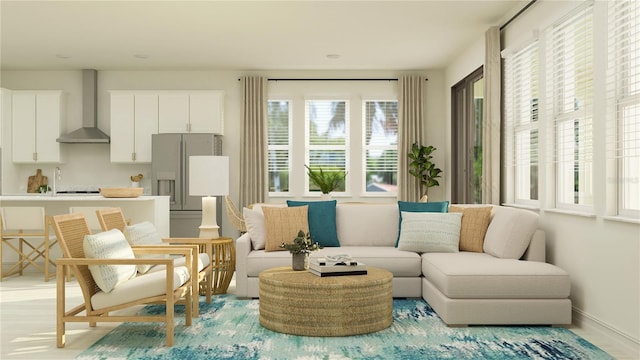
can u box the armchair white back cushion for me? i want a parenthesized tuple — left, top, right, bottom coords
(123, 221, 168, 273)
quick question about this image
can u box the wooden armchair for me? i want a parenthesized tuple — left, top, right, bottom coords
(95, 207, 214, 314)
(50, 213, 196, 347)
(225, 196, 247, 234)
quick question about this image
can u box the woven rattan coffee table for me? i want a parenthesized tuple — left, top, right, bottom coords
(259, 266, 393, 336)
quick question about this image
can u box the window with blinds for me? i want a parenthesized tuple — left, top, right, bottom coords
(305, 100, 349, 193)
(548, 3, 594, 209)
(608, 0, 640, 216)
(505, 42, 539, 204)
(363, 100, 398, 194)
(267, 100, 291, 193)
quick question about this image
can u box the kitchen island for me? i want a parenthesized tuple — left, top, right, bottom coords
(0, 195, 170, 237)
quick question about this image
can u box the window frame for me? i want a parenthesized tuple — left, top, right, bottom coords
(608, 0, 640, 218)
(505, 41, 540, 207)
(267, 98, 293, 197)
(304, 98, 350, 197)
(361, 99, 399, 197)
(547, 3, 595, 212)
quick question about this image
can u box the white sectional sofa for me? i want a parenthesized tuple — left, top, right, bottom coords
(235, 202, 572, 326)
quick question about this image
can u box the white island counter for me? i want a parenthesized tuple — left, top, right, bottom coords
(0, 195, 170, 237)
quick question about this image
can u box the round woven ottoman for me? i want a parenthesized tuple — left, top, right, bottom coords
(259, 266, 393, 336)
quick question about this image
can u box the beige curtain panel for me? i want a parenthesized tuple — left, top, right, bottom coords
(240, 76, 267, 207)
(398, 75, 424, 202)
(482, 27, 501, 205)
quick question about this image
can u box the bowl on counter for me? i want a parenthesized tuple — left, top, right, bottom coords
(99, 187, 143, 198)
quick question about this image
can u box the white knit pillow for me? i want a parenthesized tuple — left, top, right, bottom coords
(123, 221, 168, 273)
(83, 229, 137, 293)
(397, 212, 462, 253)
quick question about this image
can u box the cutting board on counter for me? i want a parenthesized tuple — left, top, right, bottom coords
(27, 169, 48, 193)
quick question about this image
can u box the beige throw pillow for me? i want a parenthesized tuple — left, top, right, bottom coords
(448, 205, 492, 253)
(262, 206, 309, 252)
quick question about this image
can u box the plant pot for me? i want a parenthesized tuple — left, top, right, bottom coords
(291, 253, 309, 271)
(419, 194, 428, 202)
(320, 193, 332, 201)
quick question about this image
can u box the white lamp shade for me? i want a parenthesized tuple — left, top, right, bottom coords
(189, 156, 230, 196)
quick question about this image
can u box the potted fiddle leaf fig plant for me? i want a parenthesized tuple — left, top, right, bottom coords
(408, 142, 443, 202)
(305, 164, 347, 198)
(281, 230, 322, 271)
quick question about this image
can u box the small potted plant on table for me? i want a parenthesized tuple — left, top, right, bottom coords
(281, 230, 322, 271)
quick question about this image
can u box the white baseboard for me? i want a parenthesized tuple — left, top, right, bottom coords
(572, 307, 640, 358)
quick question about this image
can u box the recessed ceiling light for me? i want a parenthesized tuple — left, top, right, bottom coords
(326, 54, 341, 59)
(55, 54, 71, 59)
(134, 54, 149, 59)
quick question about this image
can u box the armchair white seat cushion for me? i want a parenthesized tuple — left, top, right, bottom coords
(83, 229, 137, 293)
(91, 265, 191, 310)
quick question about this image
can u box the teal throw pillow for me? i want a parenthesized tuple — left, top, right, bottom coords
(287, 200, 340, 247)
(396, 200, 450, 247)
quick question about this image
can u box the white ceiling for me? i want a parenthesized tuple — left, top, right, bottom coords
(0, 0, 525, 71)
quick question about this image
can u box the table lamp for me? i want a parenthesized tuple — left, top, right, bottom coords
(189, 155, 229, 238)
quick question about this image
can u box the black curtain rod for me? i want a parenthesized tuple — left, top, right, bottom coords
(500, 0, 537, 31)
(238, 78, 428, 81)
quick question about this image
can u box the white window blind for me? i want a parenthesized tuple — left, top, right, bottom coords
(547, 4, 594, 208)
(607, 0, 640, 216)
(267, 100, 291, 193)
(305, 100, 349, 193)
(505, 42, 540, 204)
(363, 100, 398, 194)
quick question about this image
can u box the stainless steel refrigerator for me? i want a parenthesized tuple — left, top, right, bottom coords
(151, 133, 222, 237)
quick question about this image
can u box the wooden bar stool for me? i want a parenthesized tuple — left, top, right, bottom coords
(0, 207, 58, 281)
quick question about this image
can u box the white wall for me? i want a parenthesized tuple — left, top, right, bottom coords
(1, 69, 445, 239)
(443, 0, 639, 351)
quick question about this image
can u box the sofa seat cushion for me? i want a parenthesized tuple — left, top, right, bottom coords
(246, 246, 422, 277)
(422, 252, 570, 299)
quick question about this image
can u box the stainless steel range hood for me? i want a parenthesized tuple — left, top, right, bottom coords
(57, 69, 110, 143)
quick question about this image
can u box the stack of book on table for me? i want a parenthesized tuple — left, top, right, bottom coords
(309, 255, 367, 277)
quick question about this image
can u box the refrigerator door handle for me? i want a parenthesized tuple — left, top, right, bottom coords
(180, 136, 187, 208)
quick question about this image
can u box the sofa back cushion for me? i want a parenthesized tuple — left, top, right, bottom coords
(483, 206, 538, 259)
(287, 200, 340, 247)
(336, 203, 399, 246)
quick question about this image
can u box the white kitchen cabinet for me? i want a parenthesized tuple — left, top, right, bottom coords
(11, 91, 62, 163)
(110, 92, 158, 163)
(158, 91, 223, 134)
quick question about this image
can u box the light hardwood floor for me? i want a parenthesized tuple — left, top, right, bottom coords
(0, 273, 637, 359)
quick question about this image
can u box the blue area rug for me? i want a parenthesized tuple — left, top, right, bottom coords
(76, 295, 612, 360)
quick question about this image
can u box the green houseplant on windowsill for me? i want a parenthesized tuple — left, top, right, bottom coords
(281, 230, 322, 270)
(305, 164, 347, 197)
